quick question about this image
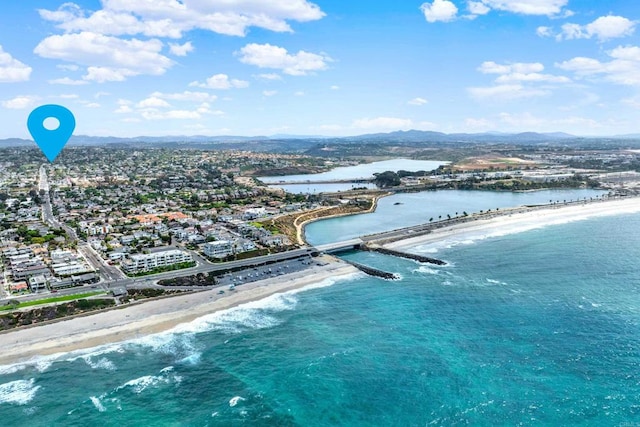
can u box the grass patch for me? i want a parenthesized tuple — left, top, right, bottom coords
(0, 291, 106, 311)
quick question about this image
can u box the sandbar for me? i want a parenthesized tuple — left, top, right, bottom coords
(385, 197, 640, 252)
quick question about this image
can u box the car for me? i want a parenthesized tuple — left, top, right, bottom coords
(50, 289, 58, 293)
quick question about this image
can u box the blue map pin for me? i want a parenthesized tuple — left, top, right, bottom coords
(27, 104, 75, 162)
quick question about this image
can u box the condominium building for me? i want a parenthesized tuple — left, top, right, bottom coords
(122, 249, 193, 274)
(203, 240, 233, 259)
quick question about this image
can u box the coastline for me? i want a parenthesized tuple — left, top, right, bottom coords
(384, 197, 640, 252)
(0, 257, 360, 367)
(3, 195, 639, 367)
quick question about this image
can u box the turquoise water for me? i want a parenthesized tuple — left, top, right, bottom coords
(2, 205, 639, 425)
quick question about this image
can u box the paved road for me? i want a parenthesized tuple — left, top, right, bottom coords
(38, 164, 125, 281)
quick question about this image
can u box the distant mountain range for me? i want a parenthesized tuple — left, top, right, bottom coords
(2, 129, 639, 149)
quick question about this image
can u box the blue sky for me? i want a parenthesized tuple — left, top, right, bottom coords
(1, 0, 639, 138)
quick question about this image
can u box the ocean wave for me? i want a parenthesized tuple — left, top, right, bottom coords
(0, 378, 41, 405)
(89, 396, 106, 412)
(116, 366, 182, 395)
(117, 375, 168, 394)
(229, 396, 245, 407)
(0, 358, 54, 376)
(414, 266, 439, 275)
(81, 356, 116, 371)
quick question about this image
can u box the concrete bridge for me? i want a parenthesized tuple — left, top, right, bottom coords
(314, 238, 364, 254)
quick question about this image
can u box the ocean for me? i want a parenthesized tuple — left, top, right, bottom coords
(2, 200, 640, 425)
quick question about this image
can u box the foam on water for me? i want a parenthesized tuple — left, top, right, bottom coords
(89, 396, 106, 412)
(229, 396, 245, 407)
(0, 378, 40, 405)
(117, 375, 168, 394)
(414, 266, 439, 275)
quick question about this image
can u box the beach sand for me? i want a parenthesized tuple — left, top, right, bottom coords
(0, 257, 360, 366)
(385, 197, 640, 252)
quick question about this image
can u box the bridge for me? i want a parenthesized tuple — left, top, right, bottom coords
(314, 238, 364, 253)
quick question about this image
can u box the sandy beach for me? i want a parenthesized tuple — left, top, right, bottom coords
(0, 257, 360, 366)
(385, 196, 640, 252)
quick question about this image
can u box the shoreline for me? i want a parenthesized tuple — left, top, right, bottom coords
(0, 257, 360, 367)
(384, 196, 640, 252)
(298, 192, 391, 244)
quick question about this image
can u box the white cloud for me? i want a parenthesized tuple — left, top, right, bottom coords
(137, 97, 171, 108)
(39, 0, 325, 39)
(495, 72, 570, 84)
(2, 95, 38, 109)
(169, 41, 194, 56)
(48, 77, 88, 85)
(150, 91, 217, 102)
(256, 73, 282, 80)
(34, 32, 173, 82)
(536, 26, 553, 37)
(408, 97, 428, 105)
(262, 90, 278, 97)
(114, 99, 133, 113)
(294, 91, 305, 96)
(56, 64, 79, 71)
(557, 45, 640, 86)
(353, 117, 414, 130)
(480, 0, 568, 16)
(83, 102, 101, 108)
(472, 61, 569, 99)
(57, 94, 79, 99)
(479, 61, 544, 74)
(468, 1, 490, 16)
(190, 73, 249, 89)
(0, 45, 32, 83)
(236, 43, 331, 76)
(140, 103, 223, 120)
(85, 67, 140, 82)
(468, 84, 550, 100)
(330, 85, 340, 90)
(115, 105, 133, 113)
(420, 0, 458, 23)
(559, 15, 636, 41)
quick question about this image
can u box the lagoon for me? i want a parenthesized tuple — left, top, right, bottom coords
(305, 188, 606, 245)
(258, 158, 447, 184)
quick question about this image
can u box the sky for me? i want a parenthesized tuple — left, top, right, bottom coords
(1, 0, 640, 138)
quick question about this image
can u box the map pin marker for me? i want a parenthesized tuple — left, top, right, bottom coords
(27, 104, 75, 162)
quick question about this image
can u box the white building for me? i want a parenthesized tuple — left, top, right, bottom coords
(122, 249, 193, 274)
(203, 240, 233, 259)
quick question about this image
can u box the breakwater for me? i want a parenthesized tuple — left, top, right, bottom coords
(343, 260, 399, 280)
(364, 246, 447, 265)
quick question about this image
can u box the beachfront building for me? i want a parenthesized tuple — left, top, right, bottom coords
(121, 249, 193, 275)
(203, 240, 233, 259)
